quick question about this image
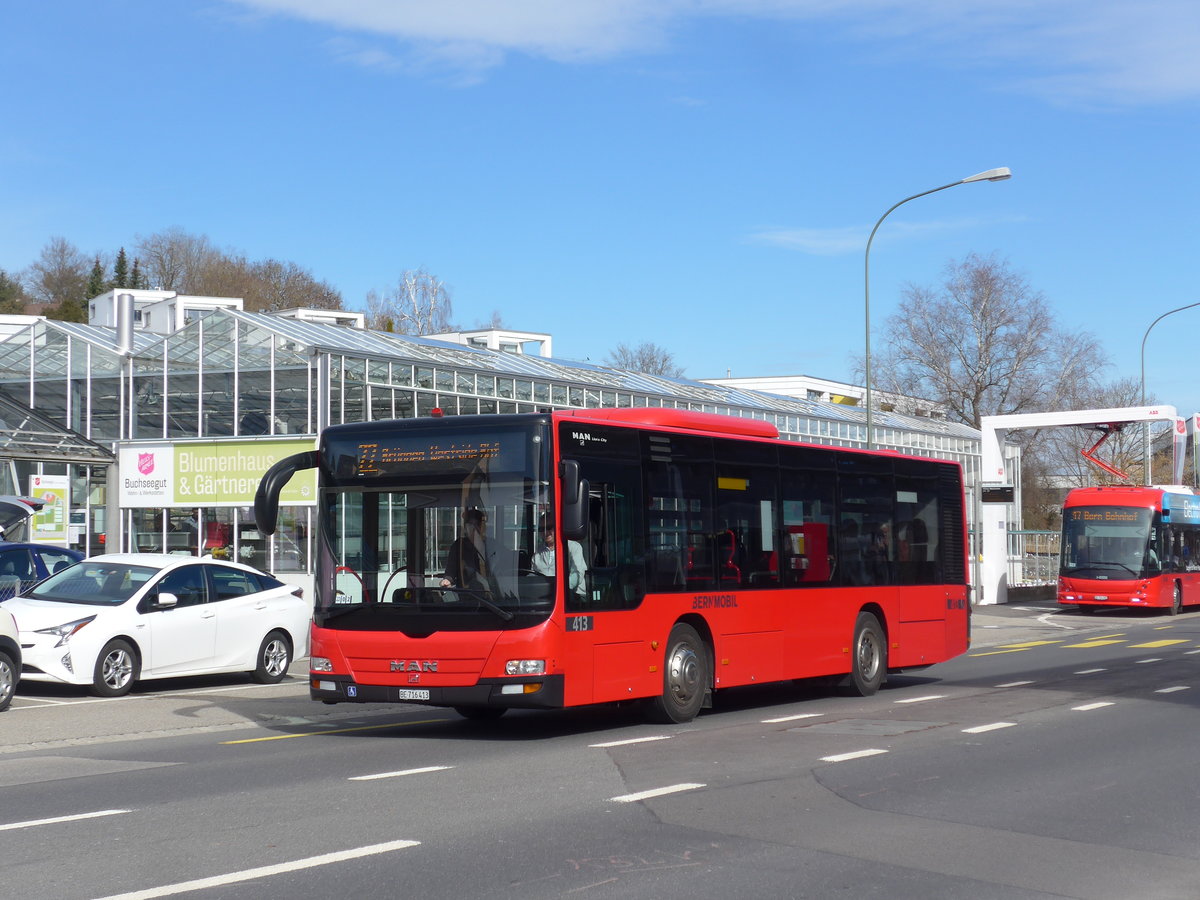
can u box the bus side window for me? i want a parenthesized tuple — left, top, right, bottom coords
(779, 466, 836, 588)
(569, 461, 646, 612)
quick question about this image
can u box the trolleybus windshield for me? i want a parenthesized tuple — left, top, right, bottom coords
(1061, 505, 1156, 579)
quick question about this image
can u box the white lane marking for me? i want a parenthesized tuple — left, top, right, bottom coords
(1072, 702, 1115, 711)
(1136, 658, 1163, 664)
(894, 695, 945, 704)
(611, 783, 705, 803)
(1075, 668, 1106, 674)
(92, 839, 421, 900)
(348, 765, 453, 781)
(590, 735, 672, 748)
(1186, 649, 1200, 655)
(0, 808, 130, 832)
(1155, 686, 1190, 694)
(762, 713, 824, 723)
(821, 749, 888, 763)
(996, 680, 1034, 688)
(1036, 613, 1074, 630)
(963, 722, 1017, 734)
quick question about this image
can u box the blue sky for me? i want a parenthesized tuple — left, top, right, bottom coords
(4, 1, 1200, 413)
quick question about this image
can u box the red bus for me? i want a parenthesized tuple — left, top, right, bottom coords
(255, 408, 970, 723)
(1059, 485, 1200, 615)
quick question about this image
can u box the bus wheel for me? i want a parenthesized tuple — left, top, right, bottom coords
(647, 623, 709, 724)
(454, 706, 507, 720)
(1169, 583, 1183, 616)
(848, 612, 886, 696)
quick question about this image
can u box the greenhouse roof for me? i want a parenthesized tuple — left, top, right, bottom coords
(23, 310, 981, 443)
(0, 391, 113, 463)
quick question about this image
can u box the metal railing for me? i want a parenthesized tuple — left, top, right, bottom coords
(1007, 529, 1059, 586)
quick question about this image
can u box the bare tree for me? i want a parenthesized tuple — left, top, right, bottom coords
(871, 253, 1104, 429)
(366, 267, 453, 334)
(605, 341, 684, 377)
(135, 227, 218, 292)
(133, 229, 344, 312)
(247, 259, 343, 311)
(26, 236, 90, 321)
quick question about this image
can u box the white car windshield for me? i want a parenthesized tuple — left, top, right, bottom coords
(30, 563, 157, 605)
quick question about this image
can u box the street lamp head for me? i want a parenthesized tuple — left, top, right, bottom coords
(961, 167, 1012, 183)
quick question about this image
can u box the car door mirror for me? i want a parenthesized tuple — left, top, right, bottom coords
(156, 591, 179, 609)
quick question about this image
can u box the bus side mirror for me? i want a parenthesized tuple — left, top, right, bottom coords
(560, 459, 589, 542)
(255, 450, 318, 535)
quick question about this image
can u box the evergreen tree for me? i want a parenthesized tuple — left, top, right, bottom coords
(87, 257, 107, 298)
(130, 257, 146, 289)
(0, 268, 27, 314)
(113, 248, 129, 289)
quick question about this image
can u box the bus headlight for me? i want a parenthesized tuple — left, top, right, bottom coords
(506, 659, 545, 675)
(310, 656, 334, 672)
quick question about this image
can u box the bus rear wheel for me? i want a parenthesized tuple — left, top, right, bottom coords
(847, 612, 886, 696)
(647, 623, 709, 724)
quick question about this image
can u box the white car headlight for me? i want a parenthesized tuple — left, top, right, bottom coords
(34, 615, 97, 648)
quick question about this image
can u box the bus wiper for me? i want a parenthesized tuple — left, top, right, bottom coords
(1090, 561, 1138, 576)
(443, 587, 516, 622)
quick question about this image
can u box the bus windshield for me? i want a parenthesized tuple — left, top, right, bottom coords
(1060, 505, 1157, 579)
(316, 417, 556, 631)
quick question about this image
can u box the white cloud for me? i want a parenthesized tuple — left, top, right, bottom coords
(226, 0, 1200, 104)
(750, 215, 1028, 256)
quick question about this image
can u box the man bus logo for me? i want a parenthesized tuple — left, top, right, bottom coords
(390, 660, 438, 672)
(572, 432, 608, 444)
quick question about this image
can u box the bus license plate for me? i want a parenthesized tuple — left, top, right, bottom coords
(396, 689, 431, 701)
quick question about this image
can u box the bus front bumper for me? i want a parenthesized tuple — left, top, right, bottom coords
(309, 674, 565, 709)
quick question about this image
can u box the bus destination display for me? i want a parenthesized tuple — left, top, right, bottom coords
(354, 439, 503, 476)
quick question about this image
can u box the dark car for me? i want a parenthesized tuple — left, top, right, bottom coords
(0, 495, 84, 600)
(0, 543, 84, 600)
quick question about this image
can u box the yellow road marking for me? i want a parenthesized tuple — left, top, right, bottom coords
(1129, 639, 1190, 648)
(1064, 640, 1126, 648)
(970, 648, 1032, 657)
(222, 718, 446, 744)
(997, 640, 1065, 649)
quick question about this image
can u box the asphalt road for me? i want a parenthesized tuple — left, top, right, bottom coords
(4, 601, 1200, 900)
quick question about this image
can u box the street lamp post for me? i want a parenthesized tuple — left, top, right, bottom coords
(864, 167, 1012, 449)
(1139, 300, 1200, 484)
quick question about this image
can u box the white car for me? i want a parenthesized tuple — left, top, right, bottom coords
(0, 607, 18, 711)
(3, 554, 310, 697)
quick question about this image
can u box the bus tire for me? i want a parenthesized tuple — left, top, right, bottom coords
(647, 623, 709, 724)
(1169, 582, 1183, 616)
(848, 612, 886, 696)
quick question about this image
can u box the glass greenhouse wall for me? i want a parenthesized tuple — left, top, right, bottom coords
(0, 308, 985, 583)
